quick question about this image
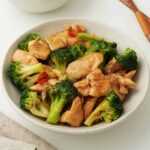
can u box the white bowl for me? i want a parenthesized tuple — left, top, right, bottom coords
(9, 0, 70, 13)
(1, 18, 149, 134)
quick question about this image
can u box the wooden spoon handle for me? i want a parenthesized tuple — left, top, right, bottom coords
(135, 11, 150, 41)
(120, 0, 150, 24)
(127, 0, 150, 41)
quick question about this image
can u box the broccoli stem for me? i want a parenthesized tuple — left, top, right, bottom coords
(55, 62, 67, 71)
(46, 109, 61, 124)
(38, 103, 49, 114)
(52, 69, 64, 78)
(26, 74, 38, 87)
(20, 63, 43, 79)
(77, 33, 104, 41)
(30, 106, 48, 118)
(84, 100, 108, 126)
(47, 97, 66, 124)
(84, 105, 101, 126)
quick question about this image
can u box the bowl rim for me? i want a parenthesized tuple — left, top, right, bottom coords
(1, 17, 150, 135)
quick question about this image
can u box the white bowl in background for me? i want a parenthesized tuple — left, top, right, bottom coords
(9, 0, 70, 13)
(1, 18, 149, 134)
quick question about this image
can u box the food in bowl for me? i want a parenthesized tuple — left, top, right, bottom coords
(7, 24, 138, 127)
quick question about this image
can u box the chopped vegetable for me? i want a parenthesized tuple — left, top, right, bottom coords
(78, 33, 104, 41)
(84, 92, 123, 126)
(7, 61, 43, 91)
(115, 48, 138, 71)
(68, 27, 77, 37)
(37, 71, 49, 84)
(47, 79, 78, 124)
(49, 47, 72, 71)
(18, 33, 40, 51)
(78, 33, 117, 69)
(49, 43, 86, 71)
(20, 90, 48, 118)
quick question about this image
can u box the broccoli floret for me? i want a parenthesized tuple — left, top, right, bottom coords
(47, 79, 78, 124)
(18, 33, 40, 51)
(49, 44, 86, 71)
(78, 33, 117, 66)
(7, 61, 43, 91)
(20, 90, 48, 118)
(84, 91, 123, 126)
(115, 48, 138, 71)
(85, 40, 117, 70)
(49, 48, 73, 71)
(70, 43, 87, 60)
(89, 40, 117, 61)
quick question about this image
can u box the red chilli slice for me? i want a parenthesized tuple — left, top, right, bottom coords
(37, 72, 49, 84)
(68, 27, 77, 37)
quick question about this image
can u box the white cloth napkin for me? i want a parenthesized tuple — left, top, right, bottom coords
(0, 112, 55, 150)
(0, 135, 36, 150)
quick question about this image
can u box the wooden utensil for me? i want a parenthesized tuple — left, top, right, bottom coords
(120, 0, 150, 42)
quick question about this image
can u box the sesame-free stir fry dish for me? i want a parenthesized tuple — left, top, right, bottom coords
(7, 24, 138, 127)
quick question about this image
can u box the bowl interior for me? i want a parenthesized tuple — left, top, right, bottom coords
(2, 18, 149, 134)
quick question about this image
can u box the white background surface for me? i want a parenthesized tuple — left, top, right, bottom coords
(0, 0, 150, 150)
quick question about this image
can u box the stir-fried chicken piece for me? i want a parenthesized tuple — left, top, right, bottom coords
(112, 74, 136, 89)
(111, 84, 126, 101)
(64, 24, 86, 33)
(67, 36, 83, 46)
(30, 83, 51, 92)
(116, 69, 127, 76)
(48, 79, 58, 86)
(66, 53, 104, 80)
(60, 97, 84, 127)
(74, 69, 111, 97)
(43, 65, 57, 79)
(12, 49, 38, 65)
(73, 79, 90, 96)
(45, 32, 68, 51)
(83, 97, 97, 120)
(30, 79, 58, 92)
(104, 58, 122, 74)
(89, 79, 111, 97)
(125, 70, 136, 79)
(87, 69, 111, 97)
(107, 73, 136, 101)
(65, 24, 86, 46)
(28, 40, 50, 60)
(45, 24, 86, 50)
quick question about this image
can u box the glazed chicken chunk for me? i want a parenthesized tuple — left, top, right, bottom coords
(66, 53, 104, 80)
(30, 82, 51, 92)
(30, 79, 58, 92)
(12, 49, 38, 65)
(83, 97, 97, 120)
(104, 58, 122, 74)
(74, 69, 111, 97)
(64, 24, 86, 33)
(65, 24, 86, 46)
(45, 32, 68, 51)
(125, 70, 136, 79)
(45, 24, 86, 50)
(107, 72, 136, 101)
(60, 97, 84, 127)
(28, 40, 50, 60)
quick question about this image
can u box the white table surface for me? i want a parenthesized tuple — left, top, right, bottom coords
(0, 0, 150, 150)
